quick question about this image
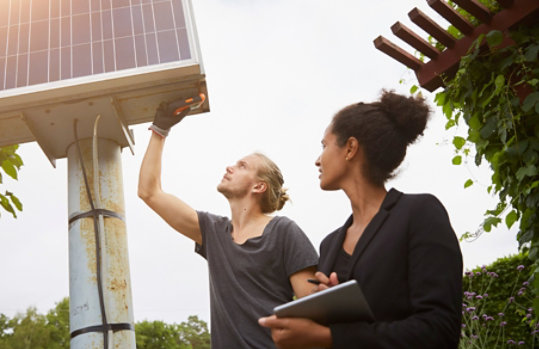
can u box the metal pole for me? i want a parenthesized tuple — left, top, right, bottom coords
(67, 137, 136, 349)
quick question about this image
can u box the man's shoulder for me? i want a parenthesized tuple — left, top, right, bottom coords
(197, 211, 230, 228)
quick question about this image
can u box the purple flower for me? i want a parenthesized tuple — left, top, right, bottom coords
(465, 271, 473, 277)
(523, 281, 529, 286)
(498, 312, 505, 317)
(507, 339, 516, 344)
(517, 265, 525, 271)
(476, 295, 483, 300)
(475, 271, 482, 276)
(518, 341, 525, 345)
(471, 334, 479, 339)
(501, 321, 507, 327)
(466, 307, 476, 312)
(527, 308, 533, 313)
(483, 293, 489, 298)
(462, 323, 466, 328)
(472, 315, 479, 321)
(508, 297, 515, 303)
(518, 288, 525, 296)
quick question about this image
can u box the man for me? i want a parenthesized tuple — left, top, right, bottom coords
(138, 98, 318, 348)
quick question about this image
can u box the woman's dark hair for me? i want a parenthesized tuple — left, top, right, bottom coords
(330, 90, 430, 186)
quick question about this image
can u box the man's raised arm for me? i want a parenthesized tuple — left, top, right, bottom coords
(138, 101, 202, 244)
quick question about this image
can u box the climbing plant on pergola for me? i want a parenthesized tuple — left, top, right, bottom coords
(375, 0, 539, 308)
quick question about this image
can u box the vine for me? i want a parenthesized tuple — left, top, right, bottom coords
(434, 23, 539, 306)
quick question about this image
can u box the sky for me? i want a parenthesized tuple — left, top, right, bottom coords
(0, 0, 521, 326)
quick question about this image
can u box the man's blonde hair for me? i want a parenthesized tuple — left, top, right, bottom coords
(252, 153, 290, 213)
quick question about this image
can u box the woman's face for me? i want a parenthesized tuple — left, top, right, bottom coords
(315, 126, 348, 191)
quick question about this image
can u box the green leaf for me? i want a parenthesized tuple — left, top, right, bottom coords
(480, 117, 497, 139)
(434, 91, 446, 106)
(7, 192, 22, 211)
(452, 136, 466, 150)
(483, 216, 501, 232)
(464, 179, 474, 188)
(494, 74, 505, 92)
(523, 91, 539, 112)
(442, 102, 453, 119)
(516, 164, 538, 181)
(11, 153, 23, 168)
(410, 85, 418, 94)
(0, 193, 16, 218)
(505, 210, 518, 229)
(486, 30, 503, 47)
(445, 119, 456, 130)
(525, 43, 539, 62)
(452, 155, 462, 165)
(1, 160, 17, 180)
(468, 114, 481, 131)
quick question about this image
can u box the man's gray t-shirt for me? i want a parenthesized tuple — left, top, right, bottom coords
(196, 211, 319, 349)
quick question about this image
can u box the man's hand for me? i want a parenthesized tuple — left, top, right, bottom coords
(149, 98, 194, 137)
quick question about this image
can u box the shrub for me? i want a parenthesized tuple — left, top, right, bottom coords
(460, 252, 538, 348)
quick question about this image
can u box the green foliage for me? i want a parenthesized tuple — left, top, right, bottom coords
(0, 145, 23, 219)
(0, 298, 210, 348)
(0, 298, 69, 349)
(460, 253, 538, 348)
(434, 22, 539, 306)
(135, 315, 210, 349)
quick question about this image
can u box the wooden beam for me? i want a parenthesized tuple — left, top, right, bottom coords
(416, 0, 539, 91)
(497, 0, 514, 9)
(391, 21, 442, 59)
(373, 36, 423, 71)
(452, 0, 493, 23)
(409, 7, 457, 48)
(428, 0, 475, 35)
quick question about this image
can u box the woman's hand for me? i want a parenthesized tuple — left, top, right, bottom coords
(313, 271, 340, 291)
(258, 315, 332, 349)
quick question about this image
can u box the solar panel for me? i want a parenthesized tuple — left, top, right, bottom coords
(0, 0, 193, 90)
(0, 0, 208, 165)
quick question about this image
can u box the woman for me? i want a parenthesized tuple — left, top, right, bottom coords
(259, 91, 463, 348)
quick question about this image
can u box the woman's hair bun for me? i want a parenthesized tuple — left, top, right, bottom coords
(377, 90, 430, 144)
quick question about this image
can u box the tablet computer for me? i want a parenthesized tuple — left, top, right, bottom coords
(273, 279, 374, 325)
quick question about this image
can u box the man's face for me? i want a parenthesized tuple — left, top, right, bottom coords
(217, 154, 262, 199)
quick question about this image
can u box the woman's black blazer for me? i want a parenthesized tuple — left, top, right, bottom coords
(319, 189, 463, 348)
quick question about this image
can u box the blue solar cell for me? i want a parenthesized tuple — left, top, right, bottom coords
(0, 0, 192, 92)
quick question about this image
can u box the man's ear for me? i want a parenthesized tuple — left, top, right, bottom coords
(252, 181, 267, 194)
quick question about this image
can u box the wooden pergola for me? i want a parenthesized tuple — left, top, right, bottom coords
(374, 0, 539, 92)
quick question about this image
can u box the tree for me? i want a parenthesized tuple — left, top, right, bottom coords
(178, 315, 211, 349)
(0, 145, 23, 218)
(135, 316, 210, 349)
(0, 298, 211, 348)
